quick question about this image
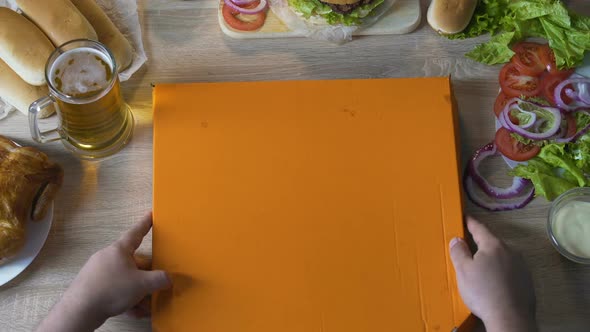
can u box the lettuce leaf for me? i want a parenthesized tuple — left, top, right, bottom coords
(572, 13, 590, 31)
(513, 159, 578, 200)
(466, 32, 515, 65)
(288, 0, 384, 26)
(446, 0, 510, 39)
(575, 111, 590, 132)
(513, 141, 590, 200)
(448, 0, 590, 69)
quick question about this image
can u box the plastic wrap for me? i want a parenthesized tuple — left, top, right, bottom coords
(269, 0, 397, 43)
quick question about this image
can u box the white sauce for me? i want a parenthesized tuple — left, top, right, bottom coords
(553, 201, 590, 258)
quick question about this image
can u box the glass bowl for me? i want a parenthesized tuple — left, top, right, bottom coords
(547, 187, 590, 265)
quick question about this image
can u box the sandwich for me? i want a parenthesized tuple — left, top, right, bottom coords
(288, 0, 385, 26)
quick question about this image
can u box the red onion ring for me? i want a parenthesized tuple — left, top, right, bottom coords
(468, 143, 532, 199)
(224, 0, 267, 14)
(554, 78, 590, 111)
(580, 84, 590, 105)
(230, 0, 258, 5)
(532, 118, 547, 133)
(502, 99, 562, 140)
(555, 110, 590, 143)
(513, 106, 537, 129)
(498, 109, 508, 129)
(464, 174, 535, 211)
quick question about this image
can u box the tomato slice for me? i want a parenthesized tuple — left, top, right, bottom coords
(540, 44, 558, 73)
(511, 42, 547, 77)
(495, 127, 541, 162)
(222, 1, 267, 32)
(540, 44, 577, 74)
(499, 63, 543, 98)
(494, 92, 520, 124)
(542, 72, 574, 106)
(565, 113, 577, 138)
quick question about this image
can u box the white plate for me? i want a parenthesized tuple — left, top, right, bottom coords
(0, 203, 53, 286)
(494, 55, 590, 169)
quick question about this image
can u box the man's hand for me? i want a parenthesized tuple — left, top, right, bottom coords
(450, 217, 537, 332)
(37, 214, 171, 332)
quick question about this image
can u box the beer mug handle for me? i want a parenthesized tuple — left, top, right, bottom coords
(29, 96, 61, 143)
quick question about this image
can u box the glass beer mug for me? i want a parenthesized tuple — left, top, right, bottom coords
(29, 39, 134, 159)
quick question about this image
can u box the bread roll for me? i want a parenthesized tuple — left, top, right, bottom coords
(71, 0, 133, 71)
(0, 59, 55, 118)
(0, 8, 54, 86)
(15, 0, 98, 47)
(427, 0, 478, 35)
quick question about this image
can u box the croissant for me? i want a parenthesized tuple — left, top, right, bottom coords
(0, 136, 63, 264)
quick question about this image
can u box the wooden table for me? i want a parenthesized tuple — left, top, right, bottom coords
(1, 0, 590, 331)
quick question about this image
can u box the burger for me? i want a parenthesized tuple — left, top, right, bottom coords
(288, 0, 385, 26)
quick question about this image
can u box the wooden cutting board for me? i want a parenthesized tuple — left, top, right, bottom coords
(152, 77, 473, 332)
(218, 0, 421, 39)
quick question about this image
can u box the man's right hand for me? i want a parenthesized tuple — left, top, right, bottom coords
(449, 217, 538, 332)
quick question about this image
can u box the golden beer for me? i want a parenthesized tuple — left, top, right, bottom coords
(29, 40, 133, 159)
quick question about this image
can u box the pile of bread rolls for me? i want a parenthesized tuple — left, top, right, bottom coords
(0, 0, 133, 118)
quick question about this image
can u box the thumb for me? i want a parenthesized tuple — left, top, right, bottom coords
(140, 270, 172, 293)
(449, 237, 472, 270)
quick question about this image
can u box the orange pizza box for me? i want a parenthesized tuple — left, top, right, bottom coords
(152, 77, 473, 332)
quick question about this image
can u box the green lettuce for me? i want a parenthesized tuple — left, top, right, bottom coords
(448, 0, 590, 69)
(466, 32, 515, 65)
(288, 0, 384, 26)
(447, 0, 510, 39)
(511, 112, 590, 201)
(513, 158, 578, 200)
(513, 141, 590, 200)
(575, 111, 590, 132)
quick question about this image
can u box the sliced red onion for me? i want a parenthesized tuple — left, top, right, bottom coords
(512, 105, 537, 129)
(502, 99, 562, 140)
(555, 136, 573, 143)
(464, 174, 535, 211)
(230, 0, 258, 5)
(551, 110, 590, 143)
(547, 116, 568, 141)
(468, 143, 532, 199)
(498, 110, 509, 129)
(565, 88, 579, 100)
(224, 0, 267, 14)
(553, 115, 574, 143)
(580, 84, 590, 105)
(554, 78, 590, 111)
(562, 110, 590, 143)
(533, 118, 547, 133)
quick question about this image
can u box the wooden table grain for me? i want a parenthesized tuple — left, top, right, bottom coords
(1, 0, 590, 331)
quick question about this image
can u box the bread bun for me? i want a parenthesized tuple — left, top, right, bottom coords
(427, 0, 478, 35)
(71, 0, 133, 71)
(0, 59, 55, 118)
(0, 8, 54, 86)
(15, 0, 98, 47)
(320, 0, 361, 5)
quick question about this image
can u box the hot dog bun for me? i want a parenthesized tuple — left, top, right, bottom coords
(0, 59, 55, 118)
(71, 0, 133, 71)
(427, 0, 478, 35)
(0, 8, 54, 86)
(15, 0, 98, 47)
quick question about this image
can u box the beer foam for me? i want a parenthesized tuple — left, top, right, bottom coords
(50, 48, 113, 97)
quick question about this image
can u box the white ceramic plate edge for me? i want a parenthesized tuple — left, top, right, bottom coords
(0, 203, 53, 286)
